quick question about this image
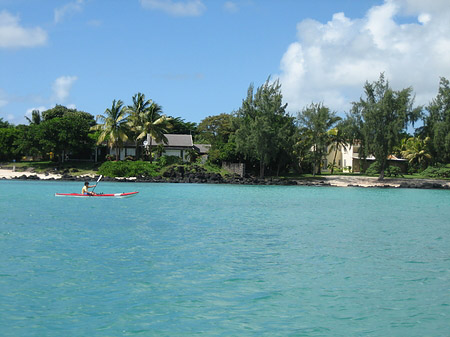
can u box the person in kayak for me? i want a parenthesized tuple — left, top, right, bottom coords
(82, 181, 97, 196)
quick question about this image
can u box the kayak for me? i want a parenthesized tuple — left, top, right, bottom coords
(55, 192, 139, 198)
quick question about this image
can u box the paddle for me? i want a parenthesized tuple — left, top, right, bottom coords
(91, 175, 103, 193)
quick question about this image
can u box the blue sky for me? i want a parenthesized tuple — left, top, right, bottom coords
(1, 0, 449, 125)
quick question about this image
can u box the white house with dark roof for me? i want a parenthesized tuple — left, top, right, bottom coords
(148, 134, 194, 162)
(103, 134, 210, 162)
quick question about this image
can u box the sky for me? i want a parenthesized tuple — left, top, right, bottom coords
(1, 0, 449, 125)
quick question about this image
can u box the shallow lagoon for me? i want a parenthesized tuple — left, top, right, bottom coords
(1, 180, 449, 336)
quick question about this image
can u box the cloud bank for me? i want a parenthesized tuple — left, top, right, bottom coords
(0, 10, 47, 48)
(278, 0, 450, 114)
(140, 0, 206, 16)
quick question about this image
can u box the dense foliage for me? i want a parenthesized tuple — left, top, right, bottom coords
(0, 105, 95, 162)
(98, 160, 160, 177)
(234, 79, 296, 178)
(2, 75, 450, 180)
(349, 74, 421, 179)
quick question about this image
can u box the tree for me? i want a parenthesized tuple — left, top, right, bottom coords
(197, 113, 235, 145)
(297, 103, 341, 175)
(39, 113, 94, 162)
(0, 127, 20, 160)
(235, 78, 294, 178)
(126, 93, 153, 160)
(135, 102, 171, 163)
(327, 125, 348, 174)
(13, 124, 42, 159)
(92, 100, 129, 161)
(421, 77, 450, 163)
(351, 73, 421, 180)
(168, 116, 197, 136)
(26, 110, 42, 125)
(401, 137, 432, 171)
(0, 117, 11, 128)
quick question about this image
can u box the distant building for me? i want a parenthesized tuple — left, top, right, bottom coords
(321, 142, 407, 173)
(102, 134, 210, 162)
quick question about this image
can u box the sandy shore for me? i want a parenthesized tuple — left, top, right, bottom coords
(299, 175, 450, 189)
(1, 168, 449, 189)
(0, 168, 62, 180)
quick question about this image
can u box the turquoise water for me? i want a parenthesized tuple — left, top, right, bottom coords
(0, 180, 449, 336)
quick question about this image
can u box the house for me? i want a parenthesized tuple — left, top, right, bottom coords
(322, 142, 407, 173)
(148, 134, 195, 162)
(102, 134, 210, 162)
(193, 144, 211, 164)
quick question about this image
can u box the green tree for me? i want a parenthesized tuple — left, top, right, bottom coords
(13, 124, 42, 159)
(126, 93, 153, 160)
(197, 113, 235, 145)
(327, 125, 348, 174)
(168, 116, 197, 136)
(401, 137, 432, 171)
(235, 78, 294, 178)
(25, 110, 42, 125)
(38, 111, 95, 162)
(297, 103, 341, 175)
(0, 127, 20, 160)
(92, 100, 129, 161)
(351, 73, 421, 180)
(421, 77, 450, 163)
(0, 117, 11, 128)
(135, 103, 172, 163)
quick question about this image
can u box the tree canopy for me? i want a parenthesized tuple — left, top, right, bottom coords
(350, 73, 421, 179)
(235, 78, 296, 178)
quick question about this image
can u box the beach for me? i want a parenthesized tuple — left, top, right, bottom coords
(0, 167, 449, 189)
(0, 168, 62, 180)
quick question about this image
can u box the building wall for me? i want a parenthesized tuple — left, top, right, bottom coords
(118, 147, 136, 161)
(164, 149, 189, 162)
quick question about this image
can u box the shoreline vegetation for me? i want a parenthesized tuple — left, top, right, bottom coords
(1, 76, 450, 182)
(1, 164, 449, 190)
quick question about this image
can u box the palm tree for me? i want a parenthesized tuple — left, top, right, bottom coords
(26, 110, 41, 125)
(91, 99, 129, 161)
(126, 93, 153, 160)
(401, 137, 432, 171)
(134, 102, 172, 163)
(327, 126, 348, 174)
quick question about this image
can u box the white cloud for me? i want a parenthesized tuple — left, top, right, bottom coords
(277, 0, 450, 115)
(51, 76, 77, 103)
(224, 1, 238, 13)
(0, 10, 47, 48)
(54, 0, 84, 23)
(140, 0, 206, 16)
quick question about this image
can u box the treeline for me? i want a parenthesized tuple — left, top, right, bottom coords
(197, 75, 450, 179)
(1, 74, 449, 180)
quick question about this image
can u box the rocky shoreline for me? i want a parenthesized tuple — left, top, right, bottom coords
(1, 166, 449, 189)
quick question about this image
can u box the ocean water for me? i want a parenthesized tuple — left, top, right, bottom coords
(0, 180, 449, 336)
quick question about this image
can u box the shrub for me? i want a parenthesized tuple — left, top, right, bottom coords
(386, 166, 403, 177)
(365, 161, 380, 176)
(98, 160, 159, 177)
(157, 155, 182, 167)
(420, 164, 450, 179)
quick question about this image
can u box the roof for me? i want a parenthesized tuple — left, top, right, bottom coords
(149, 134, 193, 148)
(194, 144, 211, 154)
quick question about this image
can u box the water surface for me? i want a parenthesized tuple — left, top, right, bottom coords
(1, 181, 449, 336)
